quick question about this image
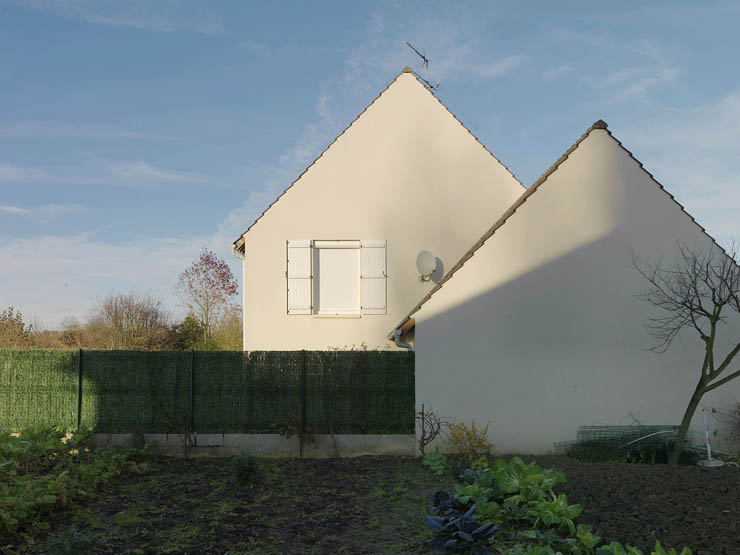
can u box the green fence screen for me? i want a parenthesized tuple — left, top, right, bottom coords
(0, 350, 414, 435)
(0, 350, 79, 430)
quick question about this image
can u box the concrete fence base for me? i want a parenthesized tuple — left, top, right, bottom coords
(92, 433, 417, 458)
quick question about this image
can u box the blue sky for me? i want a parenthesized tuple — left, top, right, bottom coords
(1, 0, 739, 328)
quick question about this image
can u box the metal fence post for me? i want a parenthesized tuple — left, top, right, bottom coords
(76, 349, 83, 430)
(189, 350, 195, 431)
(300, 349, 307, 458)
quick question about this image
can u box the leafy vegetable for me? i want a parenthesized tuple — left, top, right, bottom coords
(424, 450, 448, 476)
(426, 504, 502, 554)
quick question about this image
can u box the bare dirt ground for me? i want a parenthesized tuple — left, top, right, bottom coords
(8, 455, 739, 554)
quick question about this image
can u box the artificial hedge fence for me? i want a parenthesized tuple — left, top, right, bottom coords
(0, 349, 414, 435)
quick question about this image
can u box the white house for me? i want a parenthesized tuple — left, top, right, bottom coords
(232, 67, 524, 351)
(233, 70, 738, 454)
(394, 121, 739, 453)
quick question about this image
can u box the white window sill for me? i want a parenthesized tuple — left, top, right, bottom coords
(313, 313, 361, 319)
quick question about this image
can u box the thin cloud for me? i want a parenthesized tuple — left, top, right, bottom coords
(0, 203, 84, 221)
(472, 54, 527, 78)
(601, 67, 679, 103)
(544, 65, 576, 80)
(105, 161, 207, 184)
(0, 160, 210, 187)
(14, 1, 225, 36)
(603, 67, 645, 86)
(620, 68, 678, 98)
(238, 40, 272, 57)
(620, 90, 740, 248)
(0, 164, 51, 182)
(0, 121, 177, 141)
(0, 205, 28, 214)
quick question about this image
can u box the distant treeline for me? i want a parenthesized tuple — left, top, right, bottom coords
(2, 247, 242, 351)
(0, 295, 242, 351)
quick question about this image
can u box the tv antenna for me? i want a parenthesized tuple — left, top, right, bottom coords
(406, 42, 438, 90)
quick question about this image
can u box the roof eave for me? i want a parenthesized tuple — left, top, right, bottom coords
(387, 117, 734, 338)
(386, 119, 610, 338)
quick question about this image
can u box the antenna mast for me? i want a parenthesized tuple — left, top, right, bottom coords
(406, 41, 437, 89)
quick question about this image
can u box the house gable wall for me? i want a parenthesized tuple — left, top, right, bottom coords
(240, 73, 524, 350)
(415, 129, 740, 452)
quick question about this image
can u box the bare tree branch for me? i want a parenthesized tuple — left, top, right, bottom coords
(634, 241, 740, 464)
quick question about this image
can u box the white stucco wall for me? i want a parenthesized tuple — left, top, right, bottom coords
(414, 128, 740, 453)
(238, 71, 524, 350)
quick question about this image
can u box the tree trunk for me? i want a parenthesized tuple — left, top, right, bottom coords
(667, 381, 705, 465)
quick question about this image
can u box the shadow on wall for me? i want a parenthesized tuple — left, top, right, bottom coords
(414, 231, 735, 453)
(431, 257, 444, 284)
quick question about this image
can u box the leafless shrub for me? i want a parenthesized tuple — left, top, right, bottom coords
(415, 404, 451, 456)
(86, 292, 172, 350)
(634, 242, 740, 464)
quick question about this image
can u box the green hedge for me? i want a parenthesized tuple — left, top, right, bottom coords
(0, 350, 78, 430)
(0, 350, 414, 435)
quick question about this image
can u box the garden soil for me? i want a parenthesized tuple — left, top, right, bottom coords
(529, 455, 740, 555)
(10, 455, 740, 554)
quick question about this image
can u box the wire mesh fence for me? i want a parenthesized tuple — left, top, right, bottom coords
(554, 424, 702, 463)
(0, 349, 414, 435)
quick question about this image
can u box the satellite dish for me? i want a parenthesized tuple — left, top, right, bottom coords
(416, 250, 437, 281)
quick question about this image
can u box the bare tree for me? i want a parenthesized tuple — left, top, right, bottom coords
(634, 243, 740, 464)
(87, 292, 171, 350)
(175, 247, 238, 341)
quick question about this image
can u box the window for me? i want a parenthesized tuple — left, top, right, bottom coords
(286, 240, 386, 316)
(313, 241, 360, 314)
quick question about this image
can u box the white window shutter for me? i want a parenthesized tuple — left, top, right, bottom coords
(361, 240, 386, 314)
(287, 240, 312, 314)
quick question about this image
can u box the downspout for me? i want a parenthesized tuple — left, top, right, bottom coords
(393, 318, 415, 351)
(394, 330, 413, 351)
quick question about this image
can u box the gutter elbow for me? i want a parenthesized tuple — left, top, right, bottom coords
(394, 329, 413, 352)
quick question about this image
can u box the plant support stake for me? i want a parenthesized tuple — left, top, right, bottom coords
(76, 349, 83, 430)
(189, 350, 195, 431)
(699, 413, 724, 467)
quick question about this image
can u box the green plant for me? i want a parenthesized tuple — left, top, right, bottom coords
(473, 500, 501, 525)
(527, 494, 582, 535)
(513, 529, 583, 554)
(495, 458, 566, 505)
(65, 427, 93, 453)
(45, 524, 92, 554)
(460, 457, 500, 492)
(426, 504, 502, 554)
(649, 541, 691, 555)
(444, 421, 494, 462)
(425, 456, 694, 555)
(0, 424, 143, 538)
(596, 542, 644, 554)
(423, 450, 448, 476)
(454, 483, 496, 506)
(229, 453, 262, 493)
(574, 524, 602, 552)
